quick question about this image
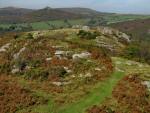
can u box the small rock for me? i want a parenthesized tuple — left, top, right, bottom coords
(116, 61, 122, 65)
(72, 52, 91, 60)
(11, 68, 20, 74)
(82, 26, 90, 31)
(13, 47, 26, 60)
(79, 73, 93, 78)
(46, 57, 52, 61)
(126, 62, 132, 66)
(52, 82, 62, 86)
(64, 67, 72, 73)
(115, 67, 124, 72)
(142, 81, 150, 91)
(95, 68, 102, 71)
(0, 43, 11, 52)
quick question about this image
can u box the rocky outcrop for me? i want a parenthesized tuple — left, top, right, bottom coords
(97, 26, 130, 44)
(95, 26, 131, 52)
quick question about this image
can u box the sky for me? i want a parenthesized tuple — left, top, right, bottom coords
(0, 0, 150, 14)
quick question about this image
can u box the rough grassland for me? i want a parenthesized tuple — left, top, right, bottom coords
(58, 71, 125, 113)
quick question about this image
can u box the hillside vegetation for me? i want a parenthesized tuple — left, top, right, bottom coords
(0, 27, 150, 113)
(110, 18, 150, 64)
(0, 7, 150, 33)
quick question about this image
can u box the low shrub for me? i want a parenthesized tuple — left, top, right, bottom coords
(24, 68, 49, 80)
(77, 30, 100, 40)
(26, 33, 33, 39)
(48, 66, 67, 78)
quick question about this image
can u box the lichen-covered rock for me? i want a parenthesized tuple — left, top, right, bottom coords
(72, 52, 91, 60)
(13, 47, 26, 60)
(11, 68, 20, 74)
(0, 43, 11, 52)
(82, 26, 90, 31)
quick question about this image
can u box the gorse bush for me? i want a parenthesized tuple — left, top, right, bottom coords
(24, 68, 49, 80)
(48, 66, 67, 78)
(77, 30, 100, 40)
(26, 33, 34, 39)
(123, 42, 150, 64)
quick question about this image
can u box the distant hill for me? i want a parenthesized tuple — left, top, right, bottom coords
(25, 7, 84, 22)
(0, 7, 34, 15)
(56, 7, 108, 16)
(0, 7, 107, 24)
(0, 7, 34, 23)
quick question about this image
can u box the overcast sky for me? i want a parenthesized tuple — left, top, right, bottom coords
(0, 0, 150, 14)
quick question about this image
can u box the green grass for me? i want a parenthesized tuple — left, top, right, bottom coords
(105, 14, 150, 24)
(1, 15, 150, 31)
(31, 22, 50, 30)
(15, 57, 150, 113)
(112, 57, 150, 80)
(0, 19, 89, 31)
(57, 57, 150, 113)
(58, 71, 125, 113)
(31, 91, 55, 113)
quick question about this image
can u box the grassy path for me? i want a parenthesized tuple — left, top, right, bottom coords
(16, 57, 149, 113)
(58, 71, 125, 113)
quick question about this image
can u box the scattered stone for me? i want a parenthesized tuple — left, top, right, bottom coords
(85, 73, 93, 77)
(52, 45, 64, 49)
(72, 25, 82, 29)
(46, 57, 52, 61)
(142, 81, 150, 91)
(63, 81, 72, 85)
(115, 67, 125, 72)
(64, 67, 72, 73)
(55, 50, 65, 55)
(71, 75, 76, 78)
(52, 82, 62, 86)
(82, 26, 90, 31)
(126, 61, 132, 66)
(11, 68, 20, 74)
(120, 33, 130, 43)
(116, 61, 122, 65)
(33, 31, 44, 39)
(79, 73, 93, 78)
(52, 81, 71, 86)
(13, 47, 26, 60)
(0, 43, 11, 52)
(72, 52, 91, 60)
(95, 68, 102, 71)
(138, 64, 143, 68)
